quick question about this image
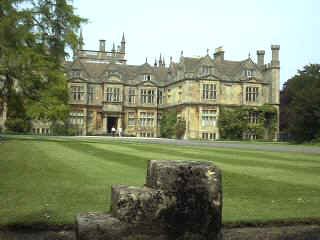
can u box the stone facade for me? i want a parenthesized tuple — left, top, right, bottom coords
(67, 33, 280, 140)
(31, 120, 51, 135)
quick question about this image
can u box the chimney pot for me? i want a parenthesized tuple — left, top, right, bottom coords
(99, 39, 106, 52)
(257, 50, 265, 66)
(214, 47, 224, 62)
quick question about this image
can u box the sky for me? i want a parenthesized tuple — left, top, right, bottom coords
(74, 0, 320, 88)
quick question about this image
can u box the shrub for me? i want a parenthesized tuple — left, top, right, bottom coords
(175, 120, 186, 139)
(5, 117, 31, 133)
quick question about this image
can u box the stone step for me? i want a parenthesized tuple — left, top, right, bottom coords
(76, 212, 168, 240)
(110, 185, 175, 224)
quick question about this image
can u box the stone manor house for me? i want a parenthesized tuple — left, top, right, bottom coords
(66, 34, 280, 140)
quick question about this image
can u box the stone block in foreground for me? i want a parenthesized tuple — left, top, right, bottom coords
(111, 185, 175, 224)
(146, 160, 223, 239)
(76, 160, 222, 240)
(76, 212, 167, 240)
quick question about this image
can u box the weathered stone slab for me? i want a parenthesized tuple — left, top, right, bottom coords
(76, 212, 168, 240)
(76, 213, 126, 240)
(111, 185, 175, 224)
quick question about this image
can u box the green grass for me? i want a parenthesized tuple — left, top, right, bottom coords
(0, 136, 319, 227)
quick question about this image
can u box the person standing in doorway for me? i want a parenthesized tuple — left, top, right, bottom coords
(111, 126, 116, 137)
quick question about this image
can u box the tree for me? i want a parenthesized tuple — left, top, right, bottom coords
(218, 107, 247, 140)
(0, 0, 34, 132)
(281, 64, 320, 142)
(0, 0, 86, 132)
(26, 0, 86, 122)
(160, 110, 186, 139)
(160, 110, 177, 138)
(218, 105, 277, 140)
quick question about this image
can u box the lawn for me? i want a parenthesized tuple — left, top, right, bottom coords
(0, 136, 319, 227)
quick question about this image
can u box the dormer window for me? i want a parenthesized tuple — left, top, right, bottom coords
(246, 70, 254, 78)
(143, 74, 151, 81)
(202, 66, 210, 75)
(71, 70, 81, 78)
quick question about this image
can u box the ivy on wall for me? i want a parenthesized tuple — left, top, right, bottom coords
(160, 110, 186, 139)
(218, 105, 277, 140)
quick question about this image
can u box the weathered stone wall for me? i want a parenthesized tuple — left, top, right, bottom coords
(76, 160, 222, 240)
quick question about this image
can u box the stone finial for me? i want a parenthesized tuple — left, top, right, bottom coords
(120, 33, 126, 54)
(79, 28, 84, 50)
(121, 32, 125, 43)
(180, 50, 184, 62)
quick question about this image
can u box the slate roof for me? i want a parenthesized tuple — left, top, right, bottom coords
(67, 53, 264, 86)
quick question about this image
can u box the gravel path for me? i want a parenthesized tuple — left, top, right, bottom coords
(73, 136, 320, 154)
(1, 225, 319, 240)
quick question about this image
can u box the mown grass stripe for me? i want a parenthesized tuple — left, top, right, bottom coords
(89, 141, 320, 187)
(0, 137, 319, 226)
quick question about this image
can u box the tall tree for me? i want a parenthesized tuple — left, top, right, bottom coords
(0, 0, 34, 131)
(0, 0, 86, 131)
(26, 0, 86, 121)
(281, 64, 320, 142)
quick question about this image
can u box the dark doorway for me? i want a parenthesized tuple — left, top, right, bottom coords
(107, 117, 118, 134)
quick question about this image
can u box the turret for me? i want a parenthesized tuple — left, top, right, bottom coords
(257, 50, 265, 67)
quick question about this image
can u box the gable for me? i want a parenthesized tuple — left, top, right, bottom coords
(241, 58, 258, 70)
(199, 55, 214, 66)
(201, 74, 221, 81)
(137, 80, 157, 87)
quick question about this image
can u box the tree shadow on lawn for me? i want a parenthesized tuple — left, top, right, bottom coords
(2, 209, 72, 231)
(3, 137, 150, 170)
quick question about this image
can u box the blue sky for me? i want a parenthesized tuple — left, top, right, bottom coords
(74, 0, 320, 88)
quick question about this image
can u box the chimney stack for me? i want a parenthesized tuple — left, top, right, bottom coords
(271, 45, 280, 67)
(214, 47, 224, 62)
(256, 50, 265, 67)
(99, 39, 106, 52)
